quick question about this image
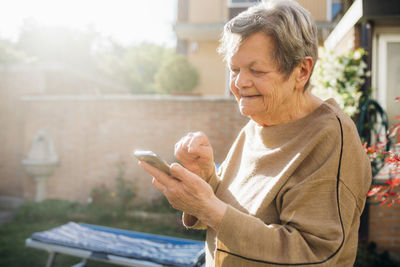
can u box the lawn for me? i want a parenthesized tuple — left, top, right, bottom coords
(0, 198, 205, 267)
(1, 198, 398, 267)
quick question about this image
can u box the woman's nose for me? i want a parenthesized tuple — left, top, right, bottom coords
(234, 71, 252, 89)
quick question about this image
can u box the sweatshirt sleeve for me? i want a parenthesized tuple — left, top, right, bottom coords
(216, 175, 355, 265)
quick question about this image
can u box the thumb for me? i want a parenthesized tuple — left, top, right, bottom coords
(170, 162, 197, 182)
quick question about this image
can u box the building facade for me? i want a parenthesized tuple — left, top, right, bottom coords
(325, 0, 400, 258)
(174, 0, 343, 96)
(325, 0, 400, 127)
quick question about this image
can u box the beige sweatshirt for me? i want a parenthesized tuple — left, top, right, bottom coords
(183, 99, 372, 266)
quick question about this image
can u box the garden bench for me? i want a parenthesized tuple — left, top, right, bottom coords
(26, 222, 205, 267)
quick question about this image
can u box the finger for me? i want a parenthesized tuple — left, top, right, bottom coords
(183, 134, 195, 152)
(189, 132, 209, 148)
(151, 177, 167, 194)
(138, 161, 176, 188)
(188, 143, 213, 159)
(175, 140, 198, 162)
(175, 134, 193, 155)
(170, 163, 201, 183)
(188, 132, 210, 153)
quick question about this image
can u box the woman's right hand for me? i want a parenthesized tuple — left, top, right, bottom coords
(174, 132, 215, 181)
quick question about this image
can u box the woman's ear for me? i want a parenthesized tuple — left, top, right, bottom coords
(295, 56, 314, 90)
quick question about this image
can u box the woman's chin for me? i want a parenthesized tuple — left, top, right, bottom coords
(239, 106, 255, 117)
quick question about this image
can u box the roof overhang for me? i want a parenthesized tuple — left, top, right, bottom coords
(174, 23, 225, 41)
(324, 0, 400, 49)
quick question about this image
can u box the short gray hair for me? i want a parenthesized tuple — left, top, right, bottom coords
(218, 0, 318, 89)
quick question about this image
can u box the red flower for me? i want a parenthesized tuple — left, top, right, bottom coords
(385, 154, 400, 166)
(367, 186, 381, 197)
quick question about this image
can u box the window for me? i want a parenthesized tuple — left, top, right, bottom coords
(332, 2, 342, 19)
(375, 33, 400, 127)
(228, 0, 261, 8)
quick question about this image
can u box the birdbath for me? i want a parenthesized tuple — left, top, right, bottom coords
(21, 130, 59, 202)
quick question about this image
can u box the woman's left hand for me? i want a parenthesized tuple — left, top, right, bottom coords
(138, 161, 227, 231)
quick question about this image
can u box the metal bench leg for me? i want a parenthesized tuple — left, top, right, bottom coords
(45, 251, 56, 267)
(71, 259, 87, 267)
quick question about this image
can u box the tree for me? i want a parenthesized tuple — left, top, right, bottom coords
(97, 42, 174, 94)
(0, 39, 30, 64)
(154, 55, 199, 94)
(4, 20, 180, 94)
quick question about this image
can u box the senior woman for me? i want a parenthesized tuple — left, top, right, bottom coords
(139, 0, 372, 266)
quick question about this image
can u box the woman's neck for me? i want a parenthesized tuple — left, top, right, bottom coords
(252, 92, 323, 127)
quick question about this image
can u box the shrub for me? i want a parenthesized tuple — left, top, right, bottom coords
(311, 47, 369, 117)
(154, 55, 199, 94)
(365, 99, 400, 206)
(15, 199, 85, 223)
(89, 162, 136, 211)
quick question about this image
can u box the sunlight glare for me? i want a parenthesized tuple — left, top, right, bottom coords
(0, 0, 176, 46)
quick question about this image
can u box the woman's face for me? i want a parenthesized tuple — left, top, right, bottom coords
(228, 32, 299, 125)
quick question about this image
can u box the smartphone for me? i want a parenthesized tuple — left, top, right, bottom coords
(134, 150, 171, 175)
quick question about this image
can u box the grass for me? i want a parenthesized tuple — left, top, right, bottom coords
(2, 199, 398, 267)
(0, 199, 205, 267)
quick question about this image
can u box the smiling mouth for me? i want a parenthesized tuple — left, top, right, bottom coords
(241, 95, 262, 98)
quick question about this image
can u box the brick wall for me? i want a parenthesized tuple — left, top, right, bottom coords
(0, 66, 45, 198)
(19, 95, 248, 202)
(0, 65, 248, 203)
(369, 204, 400, 255)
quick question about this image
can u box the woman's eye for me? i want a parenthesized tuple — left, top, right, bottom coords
(250, 69, 265, 74)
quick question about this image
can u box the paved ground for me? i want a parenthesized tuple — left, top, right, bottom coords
(0, 195, 24, 225)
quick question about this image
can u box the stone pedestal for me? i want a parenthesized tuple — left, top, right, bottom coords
(21, 130, 59, 202)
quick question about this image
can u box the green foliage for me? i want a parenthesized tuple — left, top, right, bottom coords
(1, 22, 190, 94)
(15, 199, 85, 223)
(89, 162, 136, 213)
(97, 42, 175, 93)
(0, 39, 31, 64)
(1, 198, 205, 267)
(142, 194, 180, 214)
(154, 55, 199, 94)
(3, 164, 205, 267)
(312, 47, 369, 117)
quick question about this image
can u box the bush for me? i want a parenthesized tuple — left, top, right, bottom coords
(96, 42, 174, 94)
(89, 162, 137, 214)
(0, 39, 31, 64)
(311, 47, 369, 117)
(154, 55, 199, 94)
(15, 199, 85, 223)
